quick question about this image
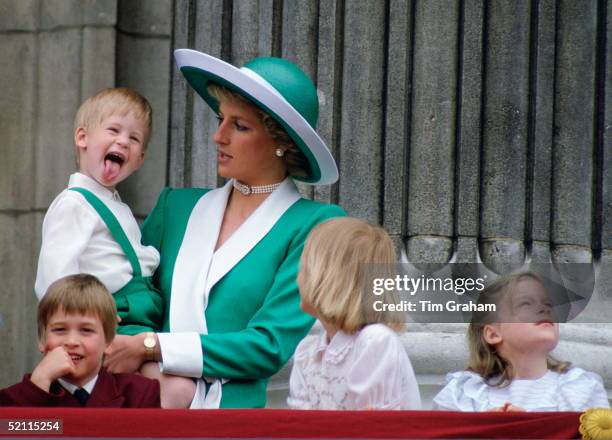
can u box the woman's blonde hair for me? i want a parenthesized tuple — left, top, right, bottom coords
(207, 84, 310, 178)
(467, 271, 570, 387)
(74, 87, 153, 165)
(298, 217, 405, 333)
(38, 274, 118, 342)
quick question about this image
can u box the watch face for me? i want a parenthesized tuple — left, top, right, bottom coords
(144, 337, 156, 349)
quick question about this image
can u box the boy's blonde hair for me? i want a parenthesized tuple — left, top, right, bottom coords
(467, 271, 570, 387)
(298, 217, 404, 333)
(38, 274, 117, 342)
(74, 87, 153, 164)
(207, 83, 310, 178)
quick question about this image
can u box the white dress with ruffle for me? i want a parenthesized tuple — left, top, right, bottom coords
(287, 323, 421, 410)
(433, 368, 610, 411)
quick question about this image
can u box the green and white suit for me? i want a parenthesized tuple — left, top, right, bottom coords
(141, 178, 345, 408)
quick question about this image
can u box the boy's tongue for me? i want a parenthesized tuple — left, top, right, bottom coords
(103, 158, 121, 182)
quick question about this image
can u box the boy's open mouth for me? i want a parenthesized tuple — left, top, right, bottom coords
(103, 152, 125, 182)
(105, 153, 125, 166)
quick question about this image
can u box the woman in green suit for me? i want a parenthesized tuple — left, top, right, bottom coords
(105, 50, 345, 408)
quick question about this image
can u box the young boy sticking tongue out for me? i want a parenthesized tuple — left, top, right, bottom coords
(34, 88, 197, 409)
(35, 88, 162, 337)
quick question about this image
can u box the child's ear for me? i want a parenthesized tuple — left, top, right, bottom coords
(37, 340, 46, 353)
(483, 324, 502, 345)
(74, 126, 88, 149)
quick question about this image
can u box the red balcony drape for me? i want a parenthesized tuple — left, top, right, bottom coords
(0, 408, 580, 438)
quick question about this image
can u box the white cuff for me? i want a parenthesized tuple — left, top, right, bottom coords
(158, 332, 203, 378)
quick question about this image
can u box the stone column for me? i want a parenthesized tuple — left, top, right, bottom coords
(0, 0, 117, 387)
(116, 0, 172, 215)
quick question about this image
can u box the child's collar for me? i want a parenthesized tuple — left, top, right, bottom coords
(57, 374, 98, 394)
(315, 329, 354, 364)
(69, 172, 121, 202)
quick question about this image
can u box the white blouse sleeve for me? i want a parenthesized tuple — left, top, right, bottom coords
(157, 332, 204, 378)
(345, 325, 421, 410)
(287, 337, 315, 409)
(35, 194, 97, 299)
(558, 367, 610, 410)
(433, 371, 490, 411)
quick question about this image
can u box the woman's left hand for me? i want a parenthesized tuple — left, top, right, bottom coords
(104, 334, 146, 373)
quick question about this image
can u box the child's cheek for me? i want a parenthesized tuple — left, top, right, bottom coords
(39, 337, 59, 354)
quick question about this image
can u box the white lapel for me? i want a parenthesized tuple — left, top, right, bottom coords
(169, 181, 232, 333)
(206, 178, 301, 295)
(168, 178, 300, 409)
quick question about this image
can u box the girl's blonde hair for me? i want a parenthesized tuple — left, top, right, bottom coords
(298, 217, 404, 333)
(207, 84, 310, 178)
(467, 271, 570, 387)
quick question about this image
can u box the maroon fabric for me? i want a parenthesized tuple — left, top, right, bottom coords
(0, 369, 160, 408)
(0, 408, 580, 438)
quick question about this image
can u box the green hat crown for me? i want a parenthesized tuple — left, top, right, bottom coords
(244, 57, 319, 128)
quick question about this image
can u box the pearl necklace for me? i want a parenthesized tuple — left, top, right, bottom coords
(233, 180, 283, 196)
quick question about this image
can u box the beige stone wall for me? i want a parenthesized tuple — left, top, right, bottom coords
(0, 0, 119, 387)
(0, 0, 171, 387)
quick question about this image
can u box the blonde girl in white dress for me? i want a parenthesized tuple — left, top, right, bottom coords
(434, 271, 609, 411)
(288, 217, 421, 410)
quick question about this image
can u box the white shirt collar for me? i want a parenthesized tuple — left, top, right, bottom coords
(68, 172, 121, 202)
(314, 329, 355, 364)
(58, 375, 98, 394)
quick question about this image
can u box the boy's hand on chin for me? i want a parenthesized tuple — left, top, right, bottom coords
(30, 346, 76, 392)
(104, 334, 144, 373)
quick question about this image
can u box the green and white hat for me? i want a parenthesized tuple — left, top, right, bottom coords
(174, 49, 339, 185)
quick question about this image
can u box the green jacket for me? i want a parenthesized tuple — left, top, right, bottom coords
(141, 180, 345, 407)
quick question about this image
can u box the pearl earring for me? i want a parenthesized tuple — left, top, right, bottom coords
(275, 148, 285, 157)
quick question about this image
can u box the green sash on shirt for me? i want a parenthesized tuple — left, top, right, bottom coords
(70, 187, 164, 335)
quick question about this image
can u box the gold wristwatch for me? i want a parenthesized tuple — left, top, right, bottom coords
(143, 332, 157, 361)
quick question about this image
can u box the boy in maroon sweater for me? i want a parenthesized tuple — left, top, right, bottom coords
(0, 274, 159, 407)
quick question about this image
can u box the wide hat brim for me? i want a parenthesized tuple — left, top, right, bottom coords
(174, 49, 339, 185)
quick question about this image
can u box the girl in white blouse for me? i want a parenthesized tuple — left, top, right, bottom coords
(434, 271, 609, 412)
(287, 218, 421, 410)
